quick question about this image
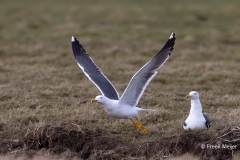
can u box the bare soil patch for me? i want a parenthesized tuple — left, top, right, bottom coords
(0, 123, 239, 159)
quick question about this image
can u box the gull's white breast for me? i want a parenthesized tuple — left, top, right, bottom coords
(102, 101, 138, 119)
(184, 113, 206, 130)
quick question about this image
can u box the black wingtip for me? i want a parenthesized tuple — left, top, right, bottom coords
(169, 31, 176, 39)
(71, 36, 75, 42)
(166, 31, 176, 55)
(71, 36, 83, 49)
(71, 35, 86, 59)
(72, 36, 80, 43)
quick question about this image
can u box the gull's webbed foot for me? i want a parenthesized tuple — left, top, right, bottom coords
(140, 125, 148, 132)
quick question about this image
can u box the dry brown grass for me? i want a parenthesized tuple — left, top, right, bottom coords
(0, 124, 239, 159)
(0, 155, 200, 160)
(0, 0, 240, 159)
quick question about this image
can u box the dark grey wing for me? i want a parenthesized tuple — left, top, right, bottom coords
(183, 115, 189, 127)
(119, 32, 176, 106)
(203, 113, 211, 128)
(71, 36, 119, 100)
(183, 122, 187, 127)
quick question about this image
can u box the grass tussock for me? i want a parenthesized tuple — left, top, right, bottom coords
(0, 123, 239, 159)
(0, 0, 240, 159)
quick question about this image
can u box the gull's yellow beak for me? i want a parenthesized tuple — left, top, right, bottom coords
(91, 98, 98, 103)
(186, 95, 191, 98)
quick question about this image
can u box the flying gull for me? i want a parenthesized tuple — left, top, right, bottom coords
(72, 32, 176, 132)
(183, 91, 211, 130)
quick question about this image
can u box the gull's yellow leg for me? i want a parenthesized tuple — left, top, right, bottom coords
(130, 119, 141, 130)
(134, 117, 148, 132)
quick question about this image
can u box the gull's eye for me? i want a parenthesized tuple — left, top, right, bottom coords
(194, 93, 196, 95)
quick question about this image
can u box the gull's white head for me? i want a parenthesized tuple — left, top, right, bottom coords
(186, 91, 199, 99)
(91, 95, 106, 105)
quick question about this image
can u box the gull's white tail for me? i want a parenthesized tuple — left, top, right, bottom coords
(136, 107, 156, 113)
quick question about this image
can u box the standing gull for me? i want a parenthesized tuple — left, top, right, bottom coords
(183, 91, 211, 130)
(72, 32, 176, 132)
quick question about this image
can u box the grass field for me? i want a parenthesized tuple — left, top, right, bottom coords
(0, 0, 240, 159)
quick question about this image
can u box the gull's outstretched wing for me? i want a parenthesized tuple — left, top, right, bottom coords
(119, 32, 176, 106)
(72, 36, 119, 100)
